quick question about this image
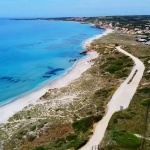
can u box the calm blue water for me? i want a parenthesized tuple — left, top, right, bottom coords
(0, 19, 103, 105)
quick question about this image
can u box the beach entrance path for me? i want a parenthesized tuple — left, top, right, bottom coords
(80, 46, 145, 150)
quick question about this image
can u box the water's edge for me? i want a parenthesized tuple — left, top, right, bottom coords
(0, 27, 113, 123)
(0, 20, 103, 105)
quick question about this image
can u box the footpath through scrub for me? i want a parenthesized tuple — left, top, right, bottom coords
(80, 46, 145, 150)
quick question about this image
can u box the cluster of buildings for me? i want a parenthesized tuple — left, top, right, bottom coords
(59, 17, 150, 45)
(93, 21, 150, 45)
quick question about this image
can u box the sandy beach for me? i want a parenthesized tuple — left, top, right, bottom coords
(83, 29, 113, 48)
(0, 29, 113, 124)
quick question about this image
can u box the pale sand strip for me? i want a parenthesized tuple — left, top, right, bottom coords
(0, 29, 113, 124)
(0, 52, 98, 124)
(83, 29, 113, 48)
(80, 46, 145, 150)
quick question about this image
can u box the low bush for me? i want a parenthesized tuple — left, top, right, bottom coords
(66, 134, 77, 141)
(138, 87, 150, 94)
(33, 146, 46, 150)
(140, 98, 150, 107)
(145, 74, 150, 79)
(72, 115, 102, 133)
(106, 64, 123, 74)
(30, 125, 36, 131)
(94, 88, 112, 98)
(27, 135, 36, 142)
(112, 131, 141, 148)
(54, 138, 66, 148)
(67, 138, 88, 150)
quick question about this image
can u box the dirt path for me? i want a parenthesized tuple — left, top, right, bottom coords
(80, 46, 145, 150)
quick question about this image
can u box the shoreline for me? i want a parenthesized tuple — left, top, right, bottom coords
(0, 29, 113, 124)
(83, 28, 113, 48)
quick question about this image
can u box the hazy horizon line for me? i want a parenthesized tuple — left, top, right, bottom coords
(0, 14, 150, 19)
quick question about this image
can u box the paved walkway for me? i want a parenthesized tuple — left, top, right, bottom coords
(80, 46, 145, 150)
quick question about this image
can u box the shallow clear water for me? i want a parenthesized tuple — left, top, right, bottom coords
(0, 19, 103, 105)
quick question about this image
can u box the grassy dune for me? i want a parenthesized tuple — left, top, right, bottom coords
(99, 33, 150, 150)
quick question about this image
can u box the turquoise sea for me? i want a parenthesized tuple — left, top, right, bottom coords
(0, 19, 103, 105)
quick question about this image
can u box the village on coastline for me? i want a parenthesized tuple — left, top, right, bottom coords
(13, 15, 150, 45)
(64, 16, 150, 45)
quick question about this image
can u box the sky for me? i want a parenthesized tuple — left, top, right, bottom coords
(0, 0, 150, 18)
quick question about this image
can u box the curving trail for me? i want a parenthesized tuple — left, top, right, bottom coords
(80, 46, 145, 150)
